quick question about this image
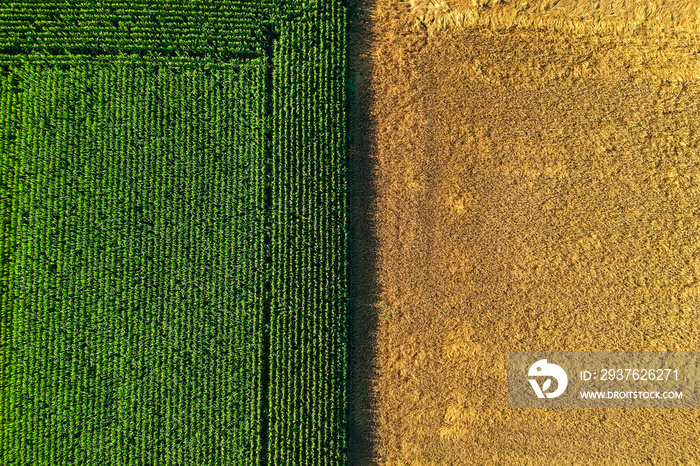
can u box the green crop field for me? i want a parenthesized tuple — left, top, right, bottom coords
(0, 2, 347, 465)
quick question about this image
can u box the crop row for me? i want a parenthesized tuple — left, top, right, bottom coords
(0, 0, 281, 57)
(0, 70, 19, 465)
(0, 0, 348, 464)
(268, 3, 348, 465)
(0, 58, 269, 465)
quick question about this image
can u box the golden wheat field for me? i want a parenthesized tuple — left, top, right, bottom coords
(348, 0, 700, 463)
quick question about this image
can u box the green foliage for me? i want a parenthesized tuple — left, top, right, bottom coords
(268, 5, 348, 464)
(0, 0, 273, 57)
(0, 70, 20, 466)
(0, 1, 347, 464)
(1, 57, 267, 465)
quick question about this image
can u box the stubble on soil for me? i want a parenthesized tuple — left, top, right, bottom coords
(353, 0, 700, 463)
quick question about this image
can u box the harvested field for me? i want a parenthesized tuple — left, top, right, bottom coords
(349, 0, 700, 463)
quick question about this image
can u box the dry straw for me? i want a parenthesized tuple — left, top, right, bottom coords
(406, 0, 700, 37)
